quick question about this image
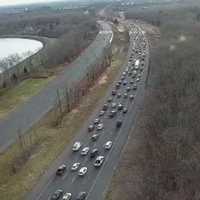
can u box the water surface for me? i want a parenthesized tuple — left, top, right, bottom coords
(0, 38, 43, 73)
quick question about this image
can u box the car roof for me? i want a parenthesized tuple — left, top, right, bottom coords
(97, 155, 104, 159)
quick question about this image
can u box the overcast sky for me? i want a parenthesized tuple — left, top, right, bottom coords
(0, 0, 64, 6)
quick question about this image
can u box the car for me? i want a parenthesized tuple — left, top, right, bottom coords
(97, 123, 104, 131)
(122, 71, 126, 76)
(136, 77, 140, 82)
(117, 93, 121, 98)
(129, 94, 134, 100)
(109, 110, 117, 118)
(72, 142, 81, 152)
(94, 156, 105, 167)
(133, 70, 137, 76)
(88, 124, 94, 132)
(102, 103, 108, 111)
(133, 84, 137, 90)
(99, 110, 105, 116)
(123, 93, 128, 99)
(126, 87, 131, 92)
(76, 192, 87, 200)
(107, 97, 113, 103)
(104, 141, 112, 150)
(115, 83, 120, 89)
(56, 164, 67, 176)
(90, 148, 99, 159)
(130, 80, 134, 85)
(123, 80, 127, 85)
(118, 103, 123, 111)
(121, 76, 125, 81)
(118, 80, 122, 85)
(123, 107, 128, 114)
(112, 90, 117, 96)
(50, 189, 63, 200)
(91, 133, 99, 141)
(81, 147, 90, 156)
(116, 120, 123, 128)
(94, 118, 100, 124)
(111, 102, 117, 109)
(128, 71, 132, 76)
(63, 193, 72, 200)
(78, 167, 87, 176)
(71, 162, 81, 171)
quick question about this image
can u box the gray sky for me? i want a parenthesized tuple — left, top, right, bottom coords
(0, 0, 64, 6)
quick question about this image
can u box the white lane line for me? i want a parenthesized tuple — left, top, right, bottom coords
(71, 175, 77, 184)
(35, 178, 53, 200)
(62, 170, 70, 180)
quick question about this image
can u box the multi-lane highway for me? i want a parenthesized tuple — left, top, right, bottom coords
(28, 22, 149, 200)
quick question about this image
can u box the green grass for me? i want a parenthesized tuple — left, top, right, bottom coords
(0, 77, 54, 119)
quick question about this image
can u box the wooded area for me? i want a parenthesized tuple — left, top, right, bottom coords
(107, 3, 200, 200)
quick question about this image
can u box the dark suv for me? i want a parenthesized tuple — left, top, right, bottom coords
(90, 148, 99, 159)
(76, 192, 87, 200)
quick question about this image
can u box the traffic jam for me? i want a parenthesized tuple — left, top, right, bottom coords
(48, 25, 147, 200)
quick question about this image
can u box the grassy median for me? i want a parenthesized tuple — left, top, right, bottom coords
(0, 26, 129, 200)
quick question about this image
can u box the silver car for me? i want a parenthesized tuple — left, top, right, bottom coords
(81, 147, 90, 156)
(62, 193, 72, 200)
(72, 142, 81, 152)
(94, 156, 105, 167)
(71, 162, 80, 171)
(78, 167, 87, 176)
(97, 123, 104, 131)
(104, 141, 112, 150)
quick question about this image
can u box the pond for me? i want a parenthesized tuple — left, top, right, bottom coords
(0, 38, 43, 73)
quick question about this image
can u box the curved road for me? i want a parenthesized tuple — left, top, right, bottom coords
(0, 21, 113, 152)
(27, 22, 150, 200)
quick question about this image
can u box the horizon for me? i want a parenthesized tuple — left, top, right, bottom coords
(0, 0, 71, 7)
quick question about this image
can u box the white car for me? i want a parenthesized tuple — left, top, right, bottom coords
(71, 162, 80, 171)
(78, 167, 87, 176)
(81, 147, 90, 156)
(63, 192, 72, 200)
(94, 156, 105, 167)
(133, 70, 137, 75)
(136, 77, 140, 82)
(91, 133, 99, 141)
(72, 142, 81, 152)
(129, 94, 134, 100)
(104, 141, 112, 150)
(94, 118, 100, 124)
(111, 102, 117, 109)
(99, 110, 105, 116)
(97, 123, 104, 131)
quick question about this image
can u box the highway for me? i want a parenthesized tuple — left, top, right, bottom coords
(0, 21, 113, 152)
(28, 22, 149, 200)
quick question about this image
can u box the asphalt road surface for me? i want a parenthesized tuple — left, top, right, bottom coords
(28, 22, 149, 200)
(0, 21, 113, 152)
